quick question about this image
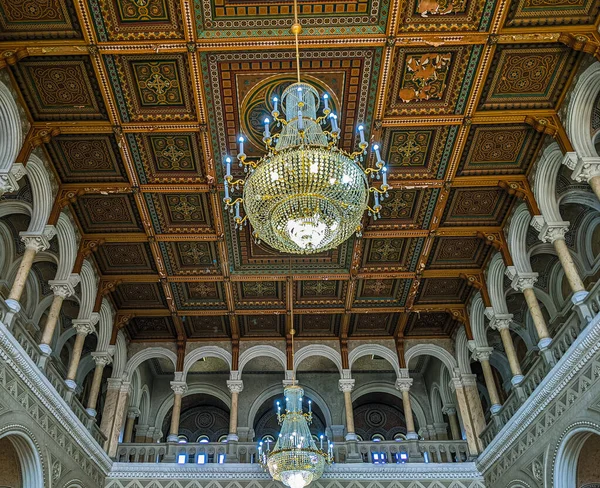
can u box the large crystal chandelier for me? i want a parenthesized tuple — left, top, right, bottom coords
(223, 1, 390, 254)
(258, 330, 333, 488)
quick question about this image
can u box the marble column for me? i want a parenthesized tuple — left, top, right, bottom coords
(5, 228, 55, 313)
(103, 379, 131, 457)
(395, 377, 418, 440)
(167, 381, 187, 443)
(489, 314, 524, 386)
(86, 352, 112, 417)
(563, 154, 600, 204)
(226, 379, 243, 441)
(65, 318, 97, 390)
(338, 379, 357, 441)
(39, 274, 79, 355)
(451, 375, 484, 455)
(443, 405, 461, 440)
(123, 407, 140, 443)
(507, 272, 553, 351)
(533, 221, 587, 303)
(473, 347, 501, 414)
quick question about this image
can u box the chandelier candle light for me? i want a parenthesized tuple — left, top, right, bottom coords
(222, 0, 390, 254)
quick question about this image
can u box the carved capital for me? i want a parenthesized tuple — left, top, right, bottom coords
(227, 379, 244, 394)
(0, 163, 26, 196)
(49, 273, 80, 298)
(72, 318, 96, 336)
(509, 270, 538, 292)
(91, 351, 112, 367)
(338, 378, 355, 393)
(127, 406, 141, 419)
(442, 405, 457, 416)
(565, 155, 600, 183)
(395, 377, 413, 392)
(531, 215, 569, 244)
(20, 225, 57, 253)
(170, 381, 187, 396)
(489, 314, 513, 331)
(472, 346, 493, 362)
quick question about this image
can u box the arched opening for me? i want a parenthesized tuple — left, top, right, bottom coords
(555, 427, 600, 488)
(0, 432, 43, 488)
(352, 391, 409, 441)
(577, 433, 600, 487)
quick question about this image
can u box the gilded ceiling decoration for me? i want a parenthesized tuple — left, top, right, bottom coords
(2, 0, 595, 346)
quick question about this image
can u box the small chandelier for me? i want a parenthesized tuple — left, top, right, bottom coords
(258, 330, 333, 488)
(223, 1, 390, 254)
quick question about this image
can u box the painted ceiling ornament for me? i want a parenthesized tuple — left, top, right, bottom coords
(222, 0, 390, 255)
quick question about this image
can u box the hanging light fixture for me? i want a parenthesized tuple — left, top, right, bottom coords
(257, 326, 333, 488)
(223, 0, 390, 254)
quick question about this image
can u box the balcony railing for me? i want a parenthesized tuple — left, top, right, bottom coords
(480, 280, 600, 447)
(115, 439, 470, 465)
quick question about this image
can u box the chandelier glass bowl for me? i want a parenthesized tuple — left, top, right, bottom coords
(223, 82, 390, 254)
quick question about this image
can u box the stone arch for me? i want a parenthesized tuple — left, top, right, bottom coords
(507, 203, 535, 275)
(0, 220, 15, 282)
(182, 346, 232, 380)
(566, 62, 600, 158)
(0, 426, 44, 487)
(350, 382, 428, 430)
(238, 345, 286, 374)
(77, 260, 97, 321)
(293, 344, 343, 375)
(139, 385, 151, 425)
(53, 212, 78, 282)
(552, 421, 600, 488)
(455, 327, 472, 374)
(124, 347, 177, 380)
(533, 142, 566, 224)
(75, 353, 96, 387)
(24, 154, 54, 235)
(405, 343, 459, 376)
(488, 252, 510, 314)
(97, 299, 113, 353)
(470, 292, 489, 348)
(430, 383, 444, 423)
(247, 383, 333, 433)
(0, 79, 23, 175)
(348, 344, 400, 377)
(111, 331, 128, 379)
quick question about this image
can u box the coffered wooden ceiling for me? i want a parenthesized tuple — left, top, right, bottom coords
(1, 0, 598, 351)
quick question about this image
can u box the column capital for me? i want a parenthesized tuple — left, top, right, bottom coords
(20, 225, 57, 252)
(530, 215, 569, 244)
(442, 405, 457, 416)
(460, 373, 478, 387)
(91, 351, 112, 367)
(227, 379, 244, 393)
(563, 153, 600, 182)
(338, 378, 355, 392)
(506, 267, 538, 292)
(395, 377, 413, 392)
(489, 313, 513, 331)
(106, 377, 123, 391)
(127, 406, 140, 419)
(472, 346, 493, 362)
(170, 381, 187, 395)
(72, 316, 97, 336)
(0, 163, 26, 195)
(49, 274, 80, 298)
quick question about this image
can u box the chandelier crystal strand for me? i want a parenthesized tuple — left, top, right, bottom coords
(222, 0, 391, 254)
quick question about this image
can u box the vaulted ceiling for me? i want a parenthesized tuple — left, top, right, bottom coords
(1, 0, 598, 346)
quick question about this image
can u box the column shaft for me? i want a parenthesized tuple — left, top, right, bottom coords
(40, 294, 64, 347)
(589, 175, 600, 202)
(86, 363, 105, 415)
(448, 412, 461, 440)
(123, 416, 136, 443)
(480, 358, 501, 408)
(522, 287, 551, 343)
(498, 327, 523, 379)
(66, 332, 86, 382)
(169, 393, 183, 439)
(401, 389, 416, 435)
(553, 237, 585, 293)
(106, 387, 129, 457)
(229, 391, 239, 436)
(343, 390, 355, 435)
(8, 246, 36, 302)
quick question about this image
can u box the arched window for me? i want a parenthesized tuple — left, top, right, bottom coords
(218, 435, 228, 443)
(393, 433, 407, 441)
(197, 435, 210, 443)
(177, 435, 188, 444)
(371, 433, 385, 442)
